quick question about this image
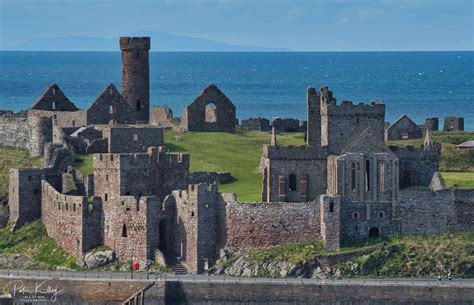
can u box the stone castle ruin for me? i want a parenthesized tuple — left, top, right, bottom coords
(3, 37, 473, 274)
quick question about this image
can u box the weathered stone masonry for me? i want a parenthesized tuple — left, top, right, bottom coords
(5, 35, 473, 276)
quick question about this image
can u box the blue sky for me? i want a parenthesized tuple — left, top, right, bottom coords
(0, 0, 472, 51)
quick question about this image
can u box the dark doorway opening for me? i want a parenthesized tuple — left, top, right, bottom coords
(368, 227, 380, 238)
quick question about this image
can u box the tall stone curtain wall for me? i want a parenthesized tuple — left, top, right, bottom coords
(224, 198, 322, 251)
(0, 116, 29, 149)
(399, 188, 474, 234)
(41, 181, 102, 258)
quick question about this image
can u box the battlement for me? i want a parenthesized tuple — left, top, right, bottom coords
(42, 180, 100, 215)
(388, 142, 441, 157)
(119, 37, 151, 50)
(263, 144, 327, 160)
(323, 99, 385, 117)
(93, 146, 189, 169)
(173, 183, 219, 200)
(119, 195, 161, 213)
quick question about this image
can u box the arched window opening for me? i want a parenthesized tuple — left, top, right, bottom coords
(136, 52, 140, 59)
(379, 161, 385, 192)
(136, 100, 141, 111)
(52, 101, 56, 110)
(351, 162, 357, 192)
(288, 174, 297, 192)
(329, 201, 334, 213)
(122, 224, 128, 237)
(109, 105, 114, 114)
(72, 120, 75, 127)
(365, 159, 371, 192)
(205, 103, 217, 123)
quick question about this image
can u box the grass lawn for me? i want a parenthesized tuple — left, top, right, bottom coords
(165, 131, 304, 201)
(74, 154, 94, 175)
(441, 172, 474, 189)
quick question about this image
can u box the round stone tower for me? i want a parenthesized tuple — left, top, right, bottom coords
(120, 37, 151, 123)
(28, 115, 53, 157)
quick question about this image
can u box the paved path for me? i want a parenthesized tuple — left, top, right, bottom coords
(0, 269, 472, 287)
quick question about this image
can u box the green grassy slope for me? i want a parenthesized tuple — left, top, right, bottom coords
(220, 232, 474, 278)
(165, 131, 304, 201)
(0, 221, 78, 269)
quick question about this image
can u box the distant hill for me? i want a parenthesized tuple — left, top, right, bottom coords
(2, 31, 289, 52)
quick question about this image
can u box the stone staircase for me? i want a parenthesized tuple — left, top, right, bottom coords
(169, 260, 188, 275)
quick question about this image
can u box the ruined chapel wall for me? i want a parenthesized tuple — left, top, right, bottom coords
(385, 117, 422, 141)
(181, 85, 236, 132)
(224, 200, 322, 252)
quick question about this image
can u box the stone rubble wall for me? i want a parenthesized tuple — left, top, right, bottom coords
(399, 188, 474, 234)
(189, 171, 233, 184)
(443, 117, 464, 131)
(240, 117, 271, 131)
(0, 116, 29, 150)
(150, 106, 175, 129)
(389, 144, 440, 188)
(224, 199, 322, 251)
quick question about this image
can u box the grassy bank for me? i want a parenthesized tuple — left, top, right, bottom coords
(219, 232, 474, 278)
(0, 221, 78, 270)
(164, 131, 304, 201)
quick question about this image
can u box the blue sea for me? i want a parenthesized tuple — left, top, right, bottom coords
(0, 51, 473, 130)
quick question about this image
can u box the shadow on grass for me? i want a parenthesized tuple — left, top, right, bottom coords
(165, 142, 187, 152)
